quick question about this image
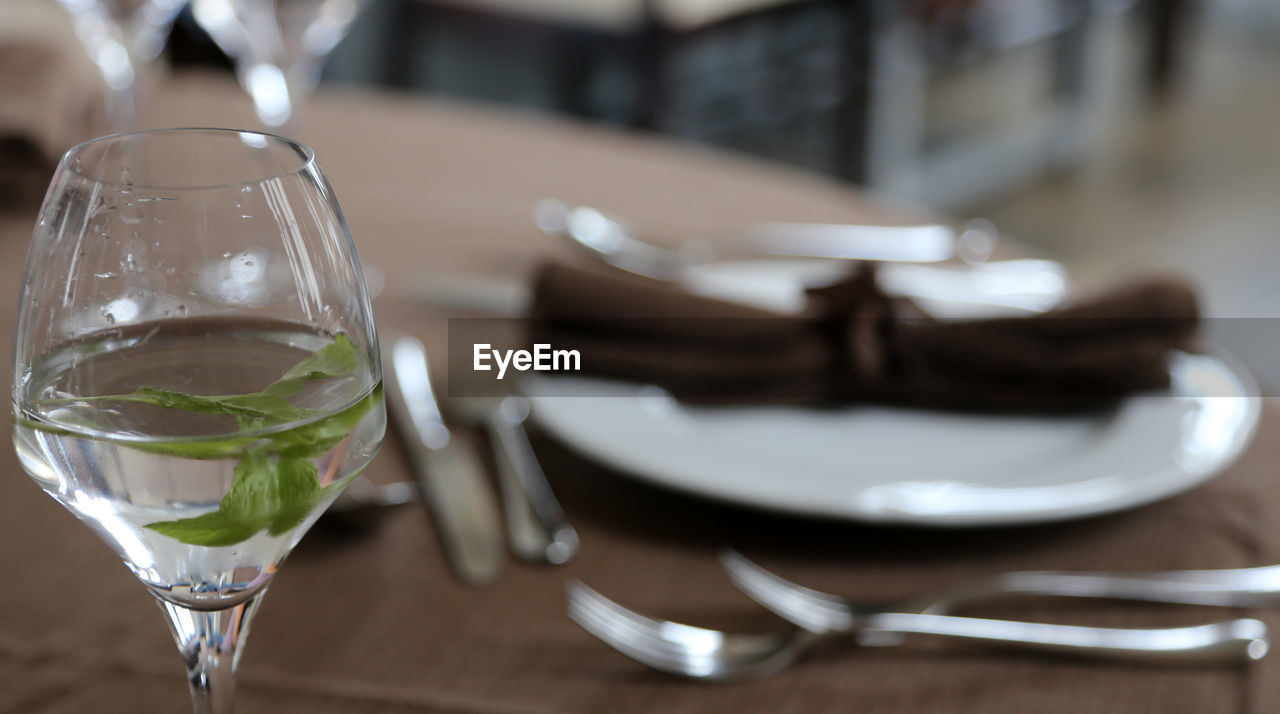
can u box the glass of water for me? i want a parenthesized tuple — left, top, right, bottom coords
(12, 128, 385, 713)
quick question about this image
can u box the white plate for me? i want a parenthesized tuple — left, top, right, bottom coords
(680, 257, 1069, 317)
(527, 352, 1260, 526)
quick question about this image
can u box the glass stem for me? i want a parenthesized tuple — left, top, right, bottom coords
(157, 593, 267, 714)
(237, 52, 322, 133)
(64, 9, 139, 130)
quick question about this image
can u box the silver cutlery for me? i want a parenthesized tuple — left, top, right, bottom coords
(566, 580, 1268, 681)
(721, 550, 1280, 642)
(534, 199, 964, 275)
(368, 263, 575, 563)
(450, 395, 579, 565)
(384, 335, 505, 586)
(532, 200, 1067, 314)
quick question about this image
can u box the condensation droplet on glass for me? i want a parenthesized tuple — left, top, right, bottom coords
(164, 266, 175, 275)
(89, 213, 111, 236)
(222, 252, 231, 259)
(94, 272, 118, 279)
(177, 304, 188, 315)
(240, 186, 252, 193)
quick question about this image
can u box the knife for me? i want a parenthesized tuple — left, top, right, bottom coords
(483, 396, 579, 565)
(384, 334, 505, 586)
(534, 199, 961, 280)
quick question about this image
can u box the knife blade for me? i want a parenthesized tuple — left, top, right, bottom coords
(384, 334, 505, 586)
(733, 222, 955, 262)
(535, 200, 960, 280)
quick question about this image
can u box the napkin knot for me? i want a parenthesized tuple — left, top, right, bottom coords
(806, 264, 903, 391)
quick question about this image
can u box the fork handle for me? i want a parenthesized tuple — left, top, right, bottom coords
(864, 613, 1268, 664)
(915, 567, 1280, 613)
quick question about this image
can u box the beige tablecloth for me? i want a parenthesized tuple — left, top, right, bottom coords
(0, 75, 1276, 713)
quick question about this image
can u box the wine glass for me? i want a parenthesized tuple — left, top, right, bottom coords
(12, 128, 386, 713)
(58, 0, 190, 128)
(191, 0, 368, 130)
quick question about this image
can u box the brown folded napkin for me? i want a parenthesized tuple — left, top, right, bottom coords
(0, 2, 109, 209)
(529, 261, 1199, 410)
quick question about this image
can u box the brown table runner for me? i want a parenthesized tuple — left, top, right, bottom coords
(0, 75, 1274, 713)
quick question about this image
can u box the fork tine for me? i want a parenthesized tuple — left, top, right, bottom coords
(569, 599, 683, 665)
(720, 550, 854, 633)
(567, 583, 688, 667)
(577, 580, 732, 644)
(568, 582, 722, 657)
(567, 581, 686, 654)
(571, 612, 692, 674)
(566, 580, 727, 677)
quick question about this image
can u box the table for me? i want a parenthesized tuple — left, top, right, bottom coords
(0, 74, 1276, 713)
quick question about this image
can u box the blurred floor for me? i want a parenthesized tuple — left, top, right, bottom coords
(972, 13, 1280, 320)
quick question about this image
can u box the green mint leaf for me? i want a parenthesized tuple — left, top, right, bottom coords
(267, 456, 321, 535)
(270, 473, 359, 536)
(132, 388, 273, 420)
(218, 448, 278, 524)
(145, 510, 264, 548)
(125, 390, 314, 431)
(267, 383, 382, 458)
(125, 434, 261, 460)
(264, 333, 360, 397)
(33, 333, 380, 548)
(220, 394, 317, 430)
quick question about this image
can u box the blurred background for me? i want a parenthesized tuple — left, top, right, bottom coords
(6, 0, 1280, 317)
(156, 0, 1279, 317)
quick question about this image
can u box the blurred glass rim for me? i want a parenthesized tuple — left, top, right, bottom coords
(59, 127, 317, 191)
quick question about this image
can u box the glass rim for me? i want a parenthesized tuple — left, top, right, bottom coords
(60, 127, 317, 190)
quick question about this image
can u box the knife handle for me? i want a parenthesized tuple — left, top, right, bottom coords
(384, 335, 505, 587)
(404, 437, 506, 586)
(485, 397, 579, 565)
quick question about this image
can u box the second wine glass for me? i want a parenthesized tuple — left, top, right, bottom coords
(191, 0, 368, 130)
(58, 0, 189, 128)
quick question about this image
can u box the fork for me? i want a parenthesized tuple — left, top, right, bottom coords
(566, 581, 1268, 681)
(721, 550, 1280, 642)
